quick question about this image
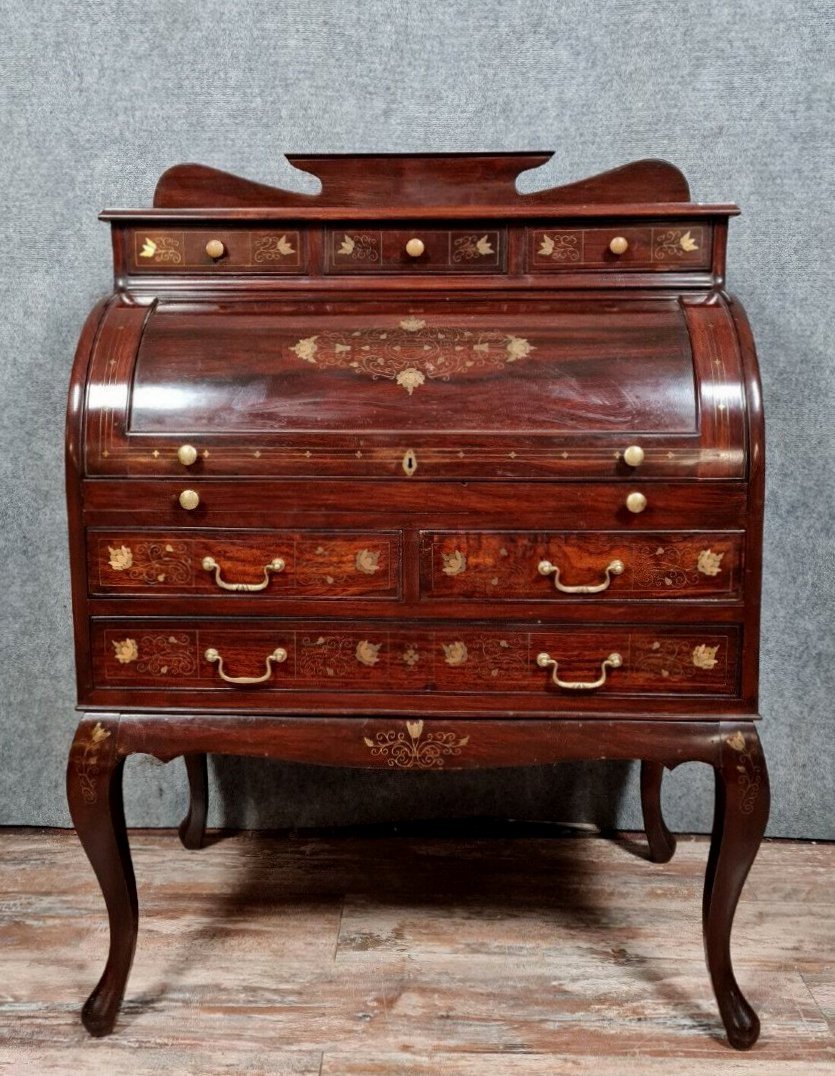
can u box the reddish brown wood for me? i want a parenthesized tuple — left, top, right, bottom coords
(640, 761, 677, 863)
(703, 725, 770, 1049)
(66, 715, 136, 1037)
(66, 154, 767, 1047)
(178, 753, 208, 850)
(152, 154, 692, 210)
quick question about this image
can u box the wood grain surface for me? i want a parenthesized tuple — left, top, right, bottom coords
(0, 829, 831, 1074)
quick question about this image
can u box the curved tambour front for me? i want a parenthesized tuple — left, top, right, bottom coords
(79, 294, 746, 480)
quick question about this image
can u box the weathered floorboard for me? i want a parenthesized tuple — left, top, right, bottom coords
(0, 830, 832, 1073)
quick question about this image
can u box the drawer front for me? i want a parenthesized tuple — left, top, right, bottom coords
(423, 531, 743, 601)
(88, 530, 400, 598)
(129, 229, 306, 273)
(528, 224, 712, 270)
(94, 620, 740, 698)
(326, 227, 506, 273)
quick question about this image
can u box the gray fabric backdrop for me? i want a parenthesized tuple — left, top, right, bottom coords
(1, 0, 832, 836)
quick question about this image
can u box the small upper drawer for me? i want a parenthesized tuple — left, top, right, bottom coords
(88, 530, 401, 599)
(422, 531, 743, 601)
(129, 229, 307, 273)
(326, 227, 506, 273)
(528, 224, 712, 271)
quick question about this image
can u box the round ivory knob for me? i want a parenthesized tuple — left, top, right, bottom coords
(178, 489, 200, 511)
(405, 237, 425, 257)
(625, 491, 647, 514)
(609, 236, 629, 255)
(623, 444, 645, 467)
(177, 444, 198, 466)
(205, 239, 225, 259)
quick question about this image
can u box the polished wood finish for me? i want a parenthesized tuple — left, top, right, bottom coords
(66, 153, 767, 1047)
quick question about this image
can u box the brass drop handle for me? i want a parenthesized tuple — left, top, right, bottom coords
(204, 646, 287, 685)
(205, 239, 225, 259)
(537, 558, 624, 594)
(536, 651, 622, 690)
(202, 555, 285, 592)
(178, 489, 200, 510)
(625, 491, 647, 514)
(623, 444, 644, 467)
(609, 236, 629, 255)
(405, 237, 425, 257)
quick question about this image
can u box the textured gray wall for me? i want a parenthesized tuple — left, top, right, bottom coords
(1, 0, 832, 836)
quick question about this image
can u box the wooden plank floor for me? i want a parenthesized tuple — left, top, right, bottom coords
(0, 827, 832, 1074)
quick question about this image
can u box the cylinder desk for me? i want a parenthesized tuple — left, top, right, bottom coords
(66, 153, 768, 1048)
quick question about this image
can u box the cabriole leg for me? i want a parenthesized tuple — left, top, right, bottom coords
(640, 760, 677, 863)
(703, 725, 769, 1050)
(67, 716, 137, 1037)
(178, 753, 209, 850)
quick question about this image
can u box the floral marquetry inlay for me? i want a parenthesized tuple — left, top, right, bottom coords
(336, 233, 379, 260)
(355, 548, 382, 575)
(108, 545, 133, 571)
(355, 639, 382, 667)
(442, 550, 468, 576)
(288, 323, 535, 394)
(101, 540, 192, 586)
(138, 235, 182, 263)
(537, 233, 582, 262)
(363, 719, 470, 770)
(653, 228, 702, 259)
(442, 641, 469, 667)
(452, 234, 494, 261)
(74, 722, 113, 805)
(726, 730, 763, 814)
(692, 644, 720, 670)
(112, 638, 138, 664)
(253, 233, 296, 262)
(697, 549, 724, 576)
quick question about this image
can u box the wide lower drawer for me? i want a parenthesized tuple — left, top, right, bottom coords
(92, 620, 740, 697)
(88, 530, 400, 598)
(423, 530, 743, 600)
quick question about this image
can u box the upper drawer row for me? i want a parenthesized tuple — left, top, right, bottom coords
(125, 223, 713, 274)
(89, 528, 742, 601)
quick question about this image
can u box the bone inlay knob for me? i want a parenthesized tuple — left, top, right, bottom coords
(205, 239, 225, 259)
(609, 236, 629, 255)
(178, 489, 200, 511)
(177, 444, 198, 466)
(623, 444, 645, 467)
(625, 491, 648, 514)
(405, 237, 425, 257)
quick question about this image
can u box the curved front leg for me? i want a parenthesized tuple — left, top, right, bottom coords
(703, 725, 769, 1050)
(67, 716, 137, 1037)
(640, 761, 677, 863)
(178, 753, 209, 850)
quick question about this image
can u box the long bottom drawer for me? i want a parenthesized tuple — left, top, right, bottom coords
(92, 619, 740, 698)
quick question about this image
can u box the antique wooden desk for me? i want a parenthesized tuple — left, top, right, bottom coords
(66, 153, 768, 1048)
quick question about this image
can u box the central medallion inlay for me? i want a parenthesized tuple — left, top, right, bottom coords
(288, 319, 535, 394)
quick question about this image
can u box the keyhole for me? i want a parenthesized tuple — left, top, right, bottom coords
(402, 449, 418, 476)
